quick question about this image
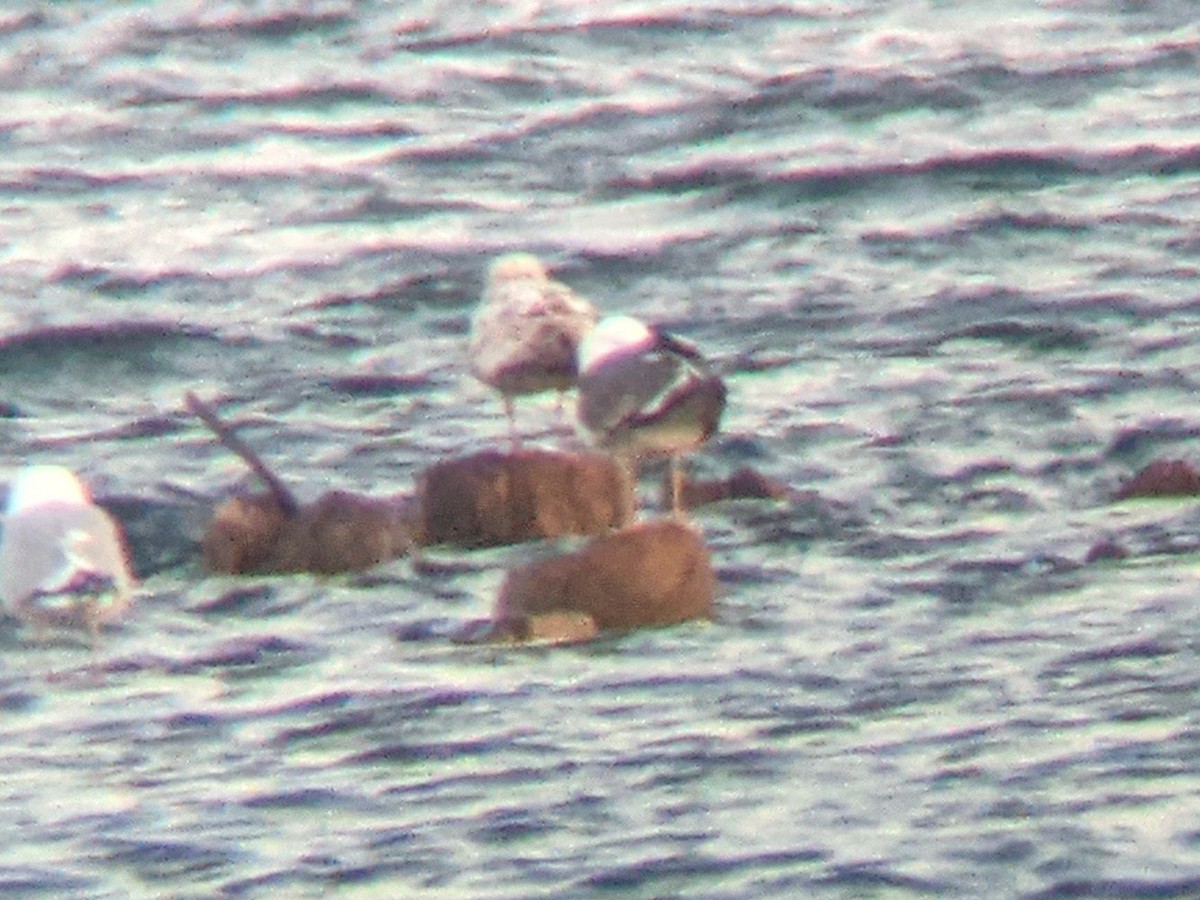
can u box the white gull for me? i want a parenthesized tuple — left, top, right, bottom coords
(1, 464, 135, 636)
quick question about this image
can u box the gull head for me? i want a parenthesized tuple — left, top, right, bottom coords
(577, 315, 656, 375)
(6, 465, 91, 515)
(488, 253, 549, 286)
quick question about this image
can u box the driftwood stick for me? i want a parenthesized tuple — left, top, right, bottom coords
(184, 391, 300, 516)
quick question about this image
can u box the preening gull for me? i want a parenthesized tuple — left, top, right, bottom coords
(0, 465, 134, 635)
(469, 253, 598, 447)
(576, 315, 726, 514)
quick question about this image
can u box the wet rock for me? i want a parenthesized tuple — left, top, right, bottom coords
(494, 519, 715, 633)
(1085, 538, 1129, 564)
(202, 449, 629, 575)
(101, 494, 211, 577)
(202, 491, 417, 576)
(664, 465, 793, 510)
(419, 448, 631, 548)
(202, 493, 290, 575)
(266, 491, 418, 575)
(1113, 459, 1200, 501)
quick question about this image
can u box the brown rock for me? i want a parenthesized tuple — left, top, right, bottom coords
(201, 449, 631, 575)
(266, 490, 418, 575)
(1113, 459, 1200, 501)
(666, 465, 792, 510)
(202, 493, 290, 574)
(419, 448, 631, 548)
(1085, 538, 1129, 564)
(202, 490, 417, 575)
(495, 519, 715, 632)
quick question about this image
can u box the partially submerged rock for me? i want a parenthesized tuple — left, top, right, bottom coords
(203, 490, 417, 575)
(202, 493, 290, 575)
(1084, 538, 1129, 564)
(494, 519, 715, 634)
(268, 490, 418, 575)
(419, 448, 631, 548)
(665, 465, 792, 510)
(192, 379, 637, 576)
(202, 449, 631, 575)
(1113, 459, 1200, 501)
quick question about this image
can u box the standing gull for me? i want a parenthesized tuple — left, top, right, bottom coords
(0, 464, 135, 636)
(469, 253, 598, 448)
(576, 314, 727, 515)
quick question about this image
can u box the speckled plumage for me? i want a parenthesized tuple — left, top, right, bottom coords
(469, 253, 598, 443)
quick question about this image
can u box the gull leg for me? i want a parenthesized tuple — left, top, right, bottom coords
(670, 455, 687, 519)
(617, 454, 639, 525)
(503, 396, 521, 452)
(553, 390, 570, 437)
(408, 539, 426, 574)
(87, 605, 101, 648)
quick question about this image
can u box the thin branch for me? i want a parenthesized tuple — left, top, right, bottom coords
(184, 391, 299, 516)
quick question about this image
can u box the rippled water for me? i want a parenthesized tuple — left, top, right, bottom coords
(3, 1, 1200, 896)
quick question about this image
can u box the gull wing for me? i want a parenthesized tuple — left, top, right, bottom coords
(0, 505, 133, 618)
(578, 328, 719, 441)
